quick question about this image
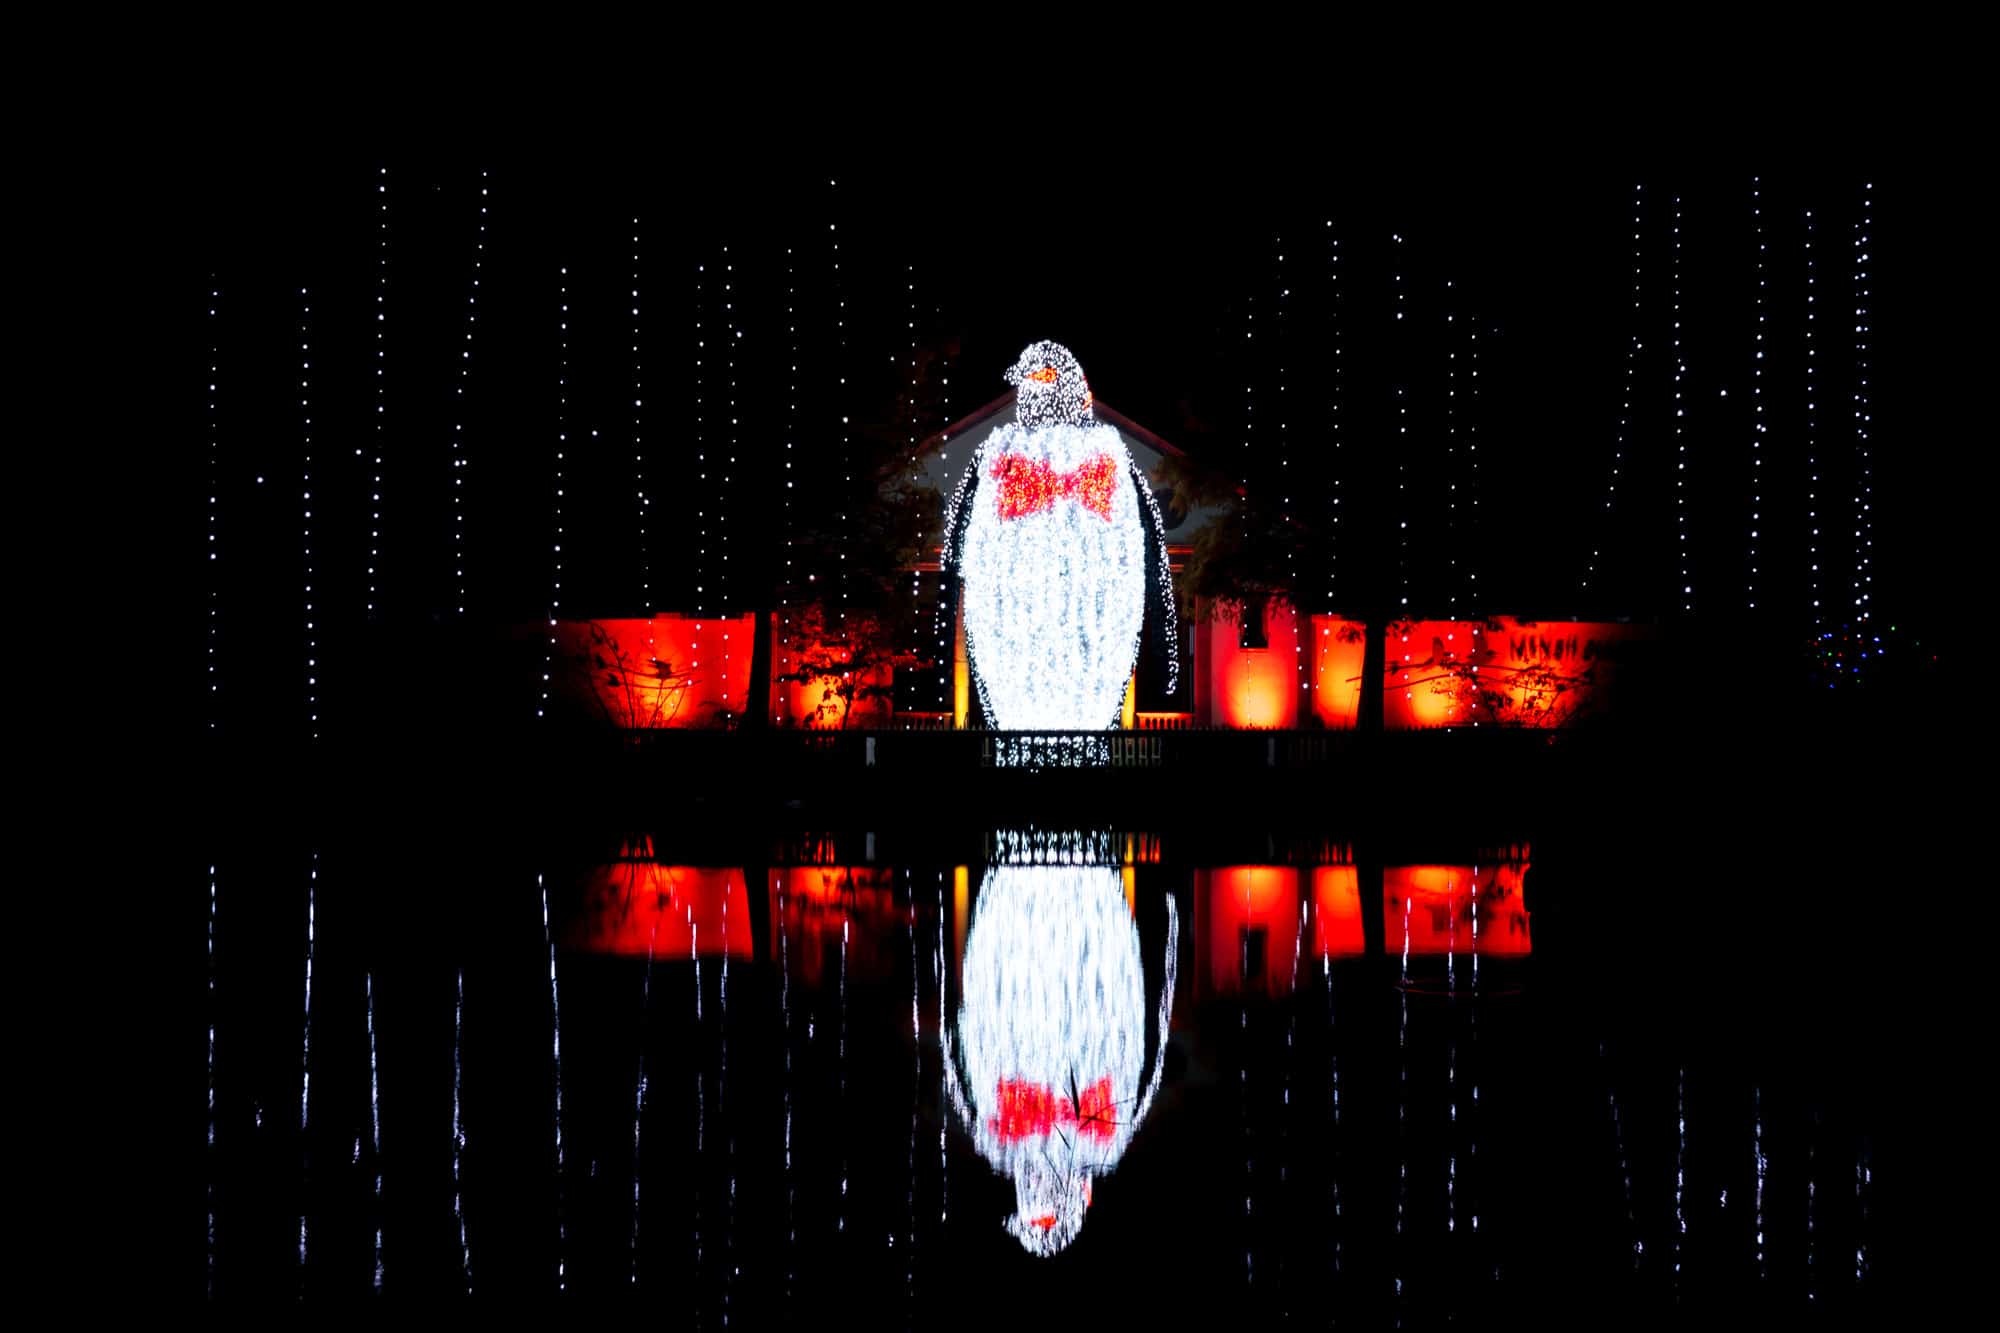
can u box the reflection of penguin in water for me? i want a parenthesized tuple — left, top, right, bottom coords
(943, 340, 1179, 730)
(940, 863, 1178, 1255)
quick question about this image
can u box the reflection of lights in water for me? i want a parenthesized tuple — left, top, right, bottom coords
(1754, 1086, 1766, 1279)
(630, 917, 656, 1286)
(208, 867, 217, 1298)
(366, 971, 382, 1291)
(300, 855, 315, 1277)
(540, 872, 566, 1291)
(453, 967, 469, 1292)
(942, 860, 1177, 1256)
(1675, 1068, 1685, 1288)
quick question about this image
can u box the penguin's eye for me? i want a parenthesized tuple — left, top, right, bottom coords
(1027, 366, 1059, 384)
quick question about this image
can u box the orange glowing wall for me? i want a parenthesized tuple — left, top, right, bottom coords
(1309, 616, 1369, 729)
(1199, 866, 1303, 997)
(1382, 619, 1644, 730)
(554, 615, 757, 728)
(567, 864, 756, 958)
(1383, 864, 1531, 957)
(770, 623, 894, 729)
(1199, 602, 1302, 729)
(770, 865, 900, 988)
(1312, 865, 1366, 958)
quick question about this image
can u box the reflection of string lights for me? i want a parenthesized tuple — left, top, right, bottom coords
(942, 853, 1177, 1256)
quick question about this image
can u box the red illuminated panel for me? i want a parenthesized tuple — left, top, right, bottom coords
(1383, 864, 1531, 957)
(568, 864, 755, 958)
(1382, 618, 1645, 730)
(1310, 617, 1368, 729)
(770, 865, 900, 988)
(1201, 866, 1303, 996)
(769, 619, 895, 729)
(1312, 865, 1366, 958)
(552, 615, 758, 728)
(1202, 602, 1302, 728)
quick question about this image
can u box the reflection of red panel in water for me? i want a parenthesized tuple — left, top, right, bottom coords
(770, 865, 899, 988)
(1383, 864, 1531, 956)
(1202, 867, 1302, 997)
(569, 864, 755, 958)
(1312, 865, 1366, 959)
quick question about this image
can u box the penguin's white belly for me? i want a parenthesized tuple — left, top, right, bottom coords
(959, 424, 1146, 732)
(957, 864, 1148, 1168)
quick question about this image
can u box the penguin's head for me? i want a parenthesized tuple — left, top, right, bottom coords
(1005, 339, 1093, 431)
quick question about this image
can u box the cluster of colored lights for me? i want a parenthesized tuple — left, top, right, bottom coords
(988, 451, 1118, 521)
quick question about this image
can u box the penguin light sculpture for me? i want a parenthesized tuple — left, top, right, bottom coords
(945, 340, 1179, 731)
(941, 854, 1178, 1256)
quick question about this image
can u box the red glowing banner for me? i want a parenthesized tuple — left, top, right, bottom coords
(567, 863, 755, 958)
(1382, 619, 1647, 730)
(769, 865, 900, 987)
(1199, 866, 1303, 997)
(1312, 865, 1366, 958)
(552, 615, 757, 728)
(1310, 617, 1370, 729)
(1383, 864, 1531, 957)
(1199, 603, 1305, 729)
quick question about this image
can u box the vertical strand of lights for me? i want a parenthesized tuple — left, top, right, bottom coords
(722, 245, 737, 710)
(1445, 279, 1459, 617)
(1753, 1086, 1767, 1280)
(366, 970, 382, 1290)
(1583, 184, 1643, 600)
(779, 248, 796, 724)
(1276, 236, 1297, 687)
(633, 220, 652, 682)
(1242, 284, 1253, 559)
(450, 173, 488, 616)
(1466, 312, 1482, 614)
(1805, 210, 1823, 643)
(541, 270, 569, 718)
(831, 181, 850, 644)
(694, 257, 707, 698)
(1852, 185, 1874, 648)
(299, 854, 316, 1277)
(207, 283, 220, 730)
(367, 168, 386, 618)
(908, 263, 922, 691)
(1674, 195, 1692, 613)
(453, 967, 469, 1292)
(631, 917, 658, 1286)
(933, 308, 953, 708)
(1748, 178, 1766, 609)
(207, 866, 217, 1297)
(1392, 234, 1409, 612)
(541, 873, 567, 1291)
(300, 289, 318, 741)
(1327, 223, 1341, 609)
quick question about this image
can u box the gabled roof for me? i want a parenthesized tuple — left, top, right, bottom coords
(913, 390, 1220, 546)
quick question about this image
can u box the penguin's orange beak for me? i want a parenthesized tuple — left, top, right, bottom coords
(1026, 366, 1059, 384)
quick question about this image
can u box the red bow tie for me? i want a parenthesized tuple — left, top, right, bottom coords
(987, 1077, 1119, 1142)
(990, 452, 1119, 521)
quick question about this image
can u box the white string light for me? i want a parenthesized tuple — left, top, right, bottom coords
(1674, 195, 1692, 614)
(299, 854, 316, 1272)
(450, 173, 487, 616)
(540, 268, 569, 718)
(1583, 184, 1642, 600)
(1852, 184, 1874, 644)
(633, 219, 652, 670)
(1748, 177, 1766, 609)
(695, 257, 707, 693)
(1327, 222, 1341, 609)
(832, 180, 850, 643)
(909, 263, 922, 684)
(1445, 278, 1459, 617)
(779, 246, 796, 724)
(208, 282, 219, 731)
(1466, 311, 1481, 613)
(1393, 234, 1409, 611)
(1805, 209, 1822, 640)
(722, 243, 737, 710)
(934, 300, 954, 711)
(367, 167, 386, 618)
(300, 288, 318, 741)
